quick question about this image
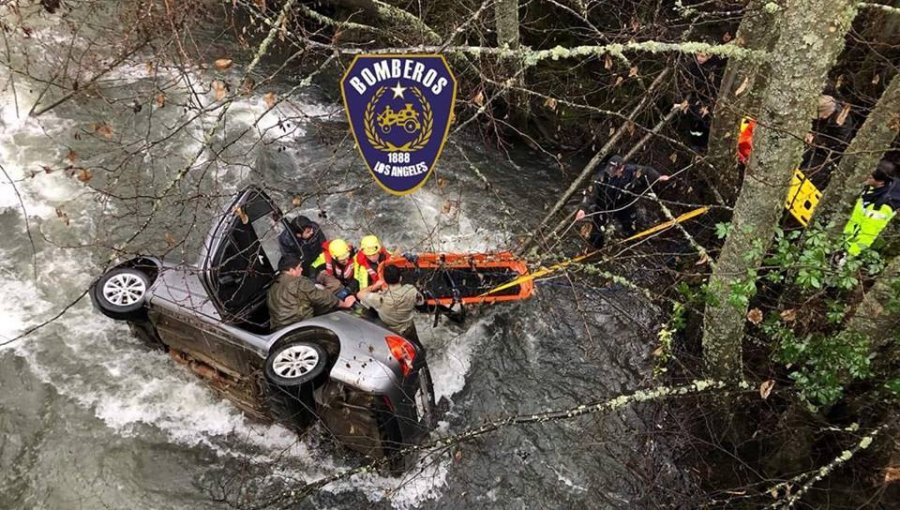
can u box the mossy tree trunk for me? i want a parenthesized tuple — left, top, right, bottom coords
(705, 0, 780, 204)
(702, 0, 859, 380)
(842, 254, 900, 350)
(814, 74, 900, 232)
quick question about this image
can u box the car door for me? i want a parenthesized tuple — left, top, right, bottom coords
(199, 186, 298, 328)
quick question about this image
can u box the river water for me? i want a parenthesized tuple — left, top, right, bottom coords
(0, 4, 681, 509)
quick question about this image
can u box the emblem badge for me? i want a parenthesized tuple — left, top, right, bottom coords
(341, 55, 457, 195)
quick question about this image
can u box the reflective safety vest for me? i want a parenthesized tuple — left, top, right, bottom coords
(737, 118, 756, 165)
(311, 241, 357, 285)
(843, 198, 896, 256)
(354, 249, 389, 289)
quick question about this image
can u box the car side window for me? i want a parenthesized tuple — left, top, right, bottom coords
(250, 213, 284, 272)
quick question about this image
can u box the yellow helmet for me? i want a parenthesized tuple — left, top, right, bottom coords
(360, 235, 381, 256)
(328, 239, 351, 261)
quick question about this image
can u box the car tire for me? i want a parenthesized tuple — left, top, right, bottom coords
(92, 268, 150, 320)
(264, 379, 316, 430)
(265, 341, 328, 388)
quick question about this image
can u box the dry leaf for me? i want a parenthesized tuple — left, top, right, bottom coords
(212, 80, 227, 101)
(543, 97, 558, 111)
(614, 75, 624, 87)
(884, 467, 900, 484)
(66, 149, 77, 163)
(214, 58, 233, 71)
(677, 99, 689, 112)
(604, 54, 613, 70)
(234, 206, 249, 224)
(734, 76, 750, 97)
(94, 122, 113, 139)
(454, 449, 463, 462)
(263, 91, 277, 108)
(695, 252, 710, 266)
(241, 78, 255, 95)
(628, 66, 638, 77)
(747, 308, 763, 325)
(835, 103, 851, 126)
(625, 120, 635, 136)
(76, 168, 93, 182)
(699, 105, 710, 118)
(835, 74, 845, 89)
(609, 126, 616, 136)
(164, 232, 177, 247)
(872, 73, 881, 85)
(442, 201, 452, 214)
(780, 309, 797, 322)
(759, 379, 775, 399)
(155, 93, 166, 108)
(472, 89, 484, 107)
(437, 177, 448, 189)
(669, 152, 678, 163)
(291, 196, 302, 207)
(651, 345, 664, 357)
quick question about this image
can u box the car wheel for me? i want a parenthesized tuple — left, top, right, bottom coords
(265, 341, 328, 387)
(92, 268, 150, 320)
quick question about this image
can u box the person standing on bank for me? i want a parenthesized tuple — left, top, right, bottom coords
(358, 265, 424, 343)
(575, 155, 670, 248)
(267, 254, 356, 331)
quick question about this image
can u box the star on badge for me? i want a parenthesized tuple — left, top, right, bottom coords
(390, 81, 407, 99)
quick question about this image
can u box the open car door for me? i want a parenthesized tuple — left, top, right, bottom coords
(200, 186, 298, 327)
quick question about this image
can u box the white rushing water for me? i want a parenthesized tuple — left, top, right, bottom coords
(0, 16, 510, 508)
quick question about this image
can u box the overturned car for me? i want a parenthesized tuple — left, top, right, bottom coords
(89, 186, 435, 468)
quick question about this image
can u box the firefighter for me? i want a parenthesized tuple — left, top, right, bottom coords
(310, 239, 360, 296)
(575, 155, 670, 248)
(843, 161, 899, 256)
(355, 235, 391, 292)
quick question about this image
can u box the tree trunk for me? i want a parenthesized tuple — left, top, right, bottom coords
(705, 0, 780, 204)
(814, 74, 900, 231)
(702, 0, 859, 380)
(495, 0, 519, 49)
(842, 254, 900, 350)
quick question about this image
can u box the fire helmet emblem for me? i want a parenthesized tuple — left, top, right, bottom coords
(341, 55, 457, 195)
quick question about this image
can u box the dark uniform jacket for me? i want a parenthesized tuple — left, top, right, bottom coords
(267, 272, 338, 331)
(278, 222, 326, 275)
(582, 161, 662, 213)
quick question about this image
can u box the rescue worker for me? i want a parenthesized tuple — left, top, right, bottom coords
(267, 254, 356, 331)
(843, 161, 899, 255)
(278, 215, 327, 275)
(676, 50, 724, 151)
(355, 235, 391, 292)
(358, 264, 424, 343)
(575, 155, 670, 248)
(310, 238, 360, 296)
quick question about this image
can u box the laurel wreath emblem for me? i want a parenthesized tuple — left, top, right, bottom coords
(364, 86, 433, 152)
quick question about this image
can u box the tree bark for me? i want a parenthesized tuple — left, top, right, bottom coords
(706, 0, 780, 204)
(494, 0, 519, 49)
(814, 74, 900, 231)
(842, 254, 900, 350)
(702, 0, 859, 380)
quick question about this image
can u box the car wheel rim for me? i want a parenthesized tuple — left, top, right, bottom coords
(272, 345, 320, 380)
(102, 273, 146, 307)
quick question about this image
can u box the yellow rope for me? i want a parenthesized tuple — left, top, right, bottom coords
(481, 206, 710, 297)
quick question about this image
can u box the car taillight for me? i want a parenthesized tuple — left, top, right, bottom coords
(385, 335, 416, 377)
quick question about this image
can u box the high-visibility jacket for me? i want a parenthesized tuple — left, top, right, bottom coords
(843, 197, 896, 256)
(311, 241, 358, 287)
(737, 118, 756, 164)
(355, 248, 390, 289)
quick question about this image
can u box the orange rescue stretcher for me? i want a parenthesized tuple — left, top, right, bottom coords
(381, 252, 534, 307)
